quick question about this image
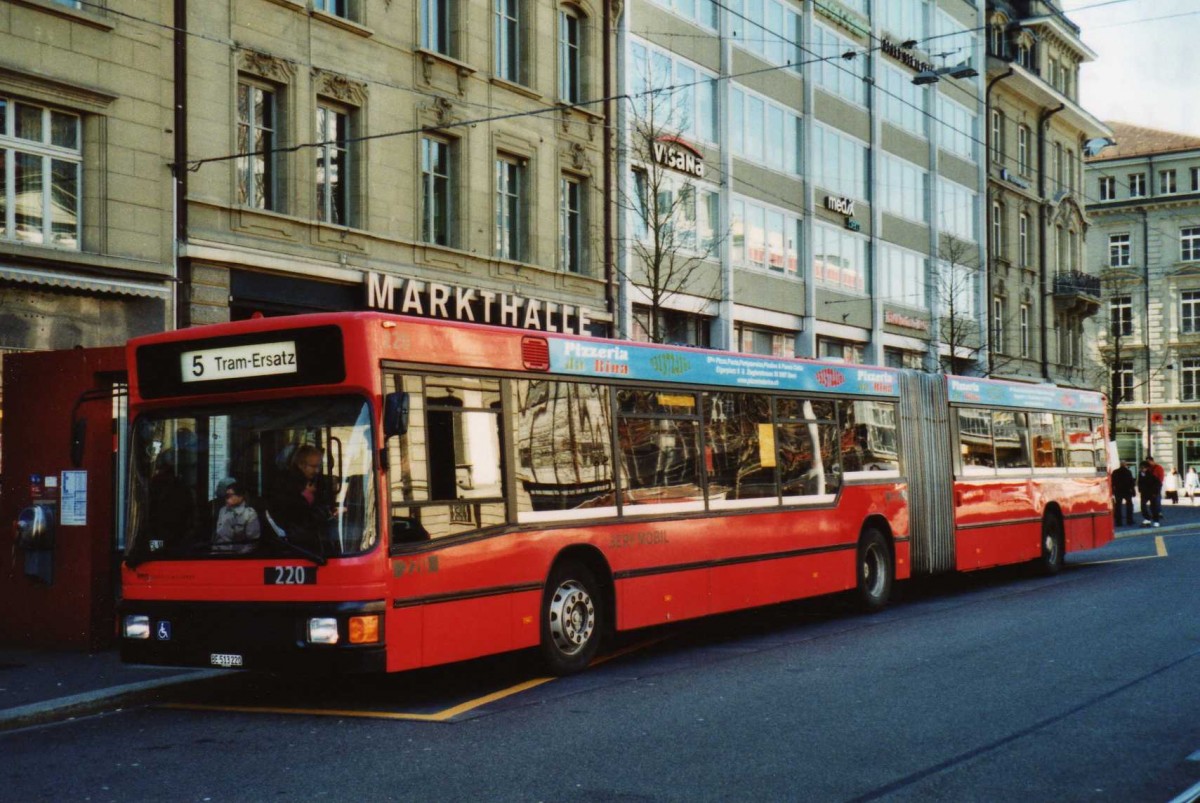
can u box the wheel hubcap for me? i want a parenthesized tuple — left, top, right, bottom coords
(862, 544, 886, 599)
(548, 580, 595, 656)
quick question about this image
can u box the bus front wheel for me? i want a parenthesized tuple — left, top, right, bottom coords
(540, 561, 603, 675)
(855, 528, 893, 613)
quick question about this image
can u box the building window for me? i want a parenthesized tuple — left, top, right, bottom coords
(811, 22, 866, 106)
(315, 105, 350, 226)
(1114, 360, 1135, 402)
(558, 8, 583, 104)
(1160, 169, 1177, 195)
(991, 202, 1004, 258)
(1017, 125, 1029, 174)
(495, 154, 527, 262)
(937, 176, 978, 243)
(421, 0, 454, 56)
(314, 0, 357, 21)
(1053, 142, 1063, 190)
(632, 305, 710, 346)
(729, 86, 801, 175)
(818, 338, 864, 365)
(1183, 227, 1200, 262)
(990, 110, 1003, 163)
(936, 94, 976, 161)
(495, 0, 527, 84)
(813, 222, 867, 294)
(649, 0, 718, 31)
(421, 135, 455, 246)
(1020, 304, 1030, 357)
(879, 242, 928, 311)
(736, 325, 791, 358)
(629, 40, 717, 145)
(1109, 233, 1131, 267)
(0, 96, 81, 248)
(1192, 166, 1200, 193)
(237, 82, 278, 211)
(1129, 173, 1146, 197)
(1099, 176, 1115, 201)
(1018, 213, 1029, 267)
(1110, 295, 1133, 338)
(1183, 358, 1200, 402)
(993, 297, 1005, 353)
(1182, 290, 1200, 334)
(731, 196, 798, 275)
(560, 174, 585, 274)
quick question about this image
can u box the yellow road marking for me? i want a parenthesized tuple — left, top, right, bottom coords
(162, 636, 668, 722)
(1082, 535, 1168, 565)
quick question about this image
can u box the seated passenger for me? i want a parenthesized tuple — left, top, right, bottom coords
(214, 481, 261, 554)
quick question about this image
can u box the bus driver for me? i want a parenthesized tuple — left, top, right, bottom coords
(267, 444, 337, 550)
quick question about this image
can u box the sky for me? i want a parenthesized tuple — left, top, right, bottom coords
(1058, 0, 1200, 136)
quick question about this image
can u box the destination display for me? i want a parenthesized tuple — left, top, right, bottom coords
(136, 326, 346, 399)
(181, 341, 298, 383)
(947, 377, 1105, 415)
(547, 339, 899, 398)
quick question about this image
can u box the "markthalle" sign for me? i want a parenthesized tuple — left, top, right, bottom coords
(365, 272, 597, 335)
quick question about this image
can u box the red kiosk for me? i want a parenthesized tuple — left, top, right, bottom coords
(1, 347, 127, 651)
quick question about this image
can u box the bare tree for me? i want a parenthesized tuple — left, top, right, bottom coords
(1087, 271, 1170, 441)
(933, 234, 986, 375)
(617, 67, 721, 344)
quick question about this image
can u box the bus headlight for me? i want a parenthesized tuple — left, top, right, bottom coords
(124, 615, 151, 640)
(307, 617, 339, 645)
(348, 615, 380, 644)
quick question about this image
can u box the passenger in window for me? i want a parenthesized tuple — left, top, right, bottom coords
(267, 444, 338, 549)
(214, 481, 261, 554)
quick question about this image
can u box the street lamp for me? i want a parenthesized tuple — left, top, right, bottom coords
(913, 64, 980, 85)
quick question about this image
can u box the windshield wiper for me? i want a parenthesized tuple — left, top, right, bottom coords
(263, 511, 327, 566)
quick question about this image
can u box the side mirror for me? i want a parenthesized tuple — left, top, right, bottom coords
(70, 418, 87, 468)
(383, 391, 409, 438)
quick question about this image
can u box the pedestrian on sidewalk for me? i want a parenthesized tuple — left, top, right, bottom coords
(1165, 468, 1181, 504)
(1138, 459, 1163, 527)
(1186, 466, 1199, 505)
(1111, 461, 1135, 526)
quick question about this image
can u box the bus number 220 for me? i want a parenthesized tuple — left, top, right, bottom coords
(264, 566, 317, 585)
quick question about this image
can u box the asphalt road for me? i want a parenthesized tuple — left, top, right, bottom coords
(2, 531, 1198, 802)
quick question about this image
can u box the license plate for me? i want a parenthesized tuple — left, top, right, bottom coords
(210, 653, 244, 668)
(264, 566, 317, 585)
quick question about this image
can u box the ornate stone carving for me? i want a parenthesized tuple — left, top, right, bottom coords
(570, 142, 590, 171)
(239, 49, 296, 83)
(313, 69, 368, 106)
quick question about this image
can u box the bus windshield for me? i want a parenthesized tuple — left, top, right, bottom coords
(126, 396, 376, 563)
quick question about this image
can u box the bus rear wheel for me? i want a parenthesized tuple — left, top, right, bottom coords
(540, 561, 603, 675)
(1035, 514, 1064, 576)
(855, 528, 893, 613)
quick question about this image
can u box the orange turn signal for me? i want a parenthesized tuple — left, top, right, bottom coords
(348, 615, 380, 644)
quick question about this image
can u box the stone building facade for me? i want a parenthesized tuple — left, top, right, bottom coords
(983, 0, 1109, 388)
(177, 0, 612, 332)
(1086, 122, 1200, 472)
(0, 0, 176, 455)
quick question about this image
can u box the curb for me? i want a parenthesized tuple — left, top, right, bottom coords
(0, 670, 227, 732)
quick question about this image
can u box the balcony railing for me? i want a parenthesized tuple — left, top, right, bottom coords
(1053, 270, 1101, 298)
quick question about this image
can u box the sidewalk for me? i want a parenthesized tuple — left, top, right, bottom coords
(1113, 494, 1200, 536)
(0, 647, 223, 732)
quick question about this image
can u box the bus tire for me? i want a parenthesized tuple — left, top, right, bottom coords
(855, 527, 893, 613)
(540, 561, 603, 676)
(1035, 513, 1064, 576)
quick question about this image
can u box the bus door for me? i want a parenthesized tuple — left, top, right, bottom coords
(383, 372, 507, 545)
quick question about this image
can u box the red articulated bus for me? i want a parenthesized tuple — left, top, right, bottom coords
(119, 312, 1112, 675)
